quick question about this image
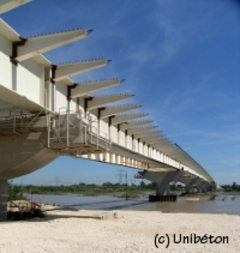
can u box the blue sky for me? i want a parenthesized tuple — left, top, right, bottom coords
(1, 0, 240, 186)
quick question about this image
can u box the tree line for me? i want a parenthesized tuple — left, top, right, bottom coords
(8, 181, 185, 200)
(220, 182, 240, 192)
(8, 181, 239, 201)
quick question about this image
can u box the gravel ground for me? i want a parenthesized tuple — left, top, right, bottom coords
(0, 210, 239, 253)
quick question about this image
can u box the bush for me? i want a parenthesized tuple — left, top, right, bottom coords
(8, 182, 28, 201)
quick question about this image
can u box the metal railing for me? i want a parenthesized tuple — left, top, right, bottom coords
(0, 110, 49, 134)
(48, 110, 111, 153)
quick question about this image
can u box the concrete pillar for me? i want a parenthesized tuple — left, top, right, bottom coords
(184, 178, 199, 193)
(201, 182, 209, 192)
(197, 184, 203, 193)
(185, 183, 194, 193)
(0, 179, 8, 221)
(138, 170, 183, 196)
(196, 180, 206, 193)
(156, 181, 170, 195)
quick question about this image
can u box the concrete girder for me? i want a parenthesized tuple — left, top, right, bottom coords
(128, 126, 157, 135)
(51, 59, 109, 83)
(15, 29, 90, 62)
(100, 105, 140, 119)
(0, 0, 31, 14)
(87, 94, 132, 110)
(120, 120, 153, 131)
(71, 79, 122, 99)
(0, 132, 59, 179)
(111, 113, 147, 125)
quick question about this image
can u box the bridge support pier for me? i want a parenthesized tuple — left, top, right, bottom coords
(185, 184, 194, 193)
(0, 179, 8, 221)
(197, 184, 203, 193)
(196, 180, 206, 193)
(199, 182, 210, 192)
(183, 178, 212, 194)
(156, 181, 170, 196)
(138, 170, 183, 201)
(183, 177, 200, 194)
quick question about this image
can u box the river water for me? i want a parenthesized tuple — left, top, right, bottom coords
(24, 193, 240, 215)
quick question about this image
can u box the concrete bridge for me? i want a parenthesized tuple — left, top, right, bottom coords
(0, 1, 215, 220)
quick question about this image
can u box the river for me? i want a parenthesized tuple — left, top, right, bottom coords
(24, 193, 240, 214)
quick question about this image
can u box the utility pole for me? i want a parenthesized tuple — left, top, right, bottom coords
(55, 176, 59, 187)
(117, 169, 125, 185)
(130, 178, 135, 186)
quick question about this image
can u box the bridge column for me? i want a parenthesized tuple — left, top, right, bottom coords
(195, 179, 205, 193)
(197, 184, 203, 193)
(138, 170, 183, 198)
(185, 183, 194, 193)
(156, 181, 170, 195)
(184, 178, 199, 193)
(201, 182, 210, 192)
(0, 179, 8, 221)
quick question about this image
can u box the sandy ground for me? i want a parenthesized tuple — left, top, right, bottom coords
(0, 210, 239, 253)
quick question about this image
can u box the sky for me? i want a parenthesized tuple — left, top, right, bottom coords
(1, 0, 239, 186)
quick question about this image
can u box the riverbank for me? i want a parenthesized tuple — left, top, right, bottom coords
(0, 210, 239, 252)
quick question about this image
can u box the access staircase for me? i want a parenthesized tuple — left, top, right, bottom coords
(48, 110, 112, 156)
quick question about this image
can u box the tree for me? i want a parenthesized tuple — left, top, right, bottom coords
(8, 181, 27, 201)
(232, 182, 238, 191)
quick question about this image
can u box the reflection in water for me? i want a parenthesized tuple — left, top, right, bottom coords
(24, 193, 240, 214)
(24, 193, 149, 211)
(127, 195, 240, 214)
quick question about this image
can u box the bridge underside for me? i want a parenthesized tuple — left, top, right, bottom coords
(0, 112, 214, 220)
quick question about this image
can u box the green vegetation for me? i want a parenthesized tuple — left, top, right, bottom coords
(8, 180, 240, 200)
(8, 181, 28, 201)
(10, 181, 156, 197)
(8, 181, 184, 198)
(221, 182, 240, 192)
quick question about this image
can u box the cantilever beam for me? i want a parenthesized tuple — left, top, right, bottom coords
(0, 0, 32, 14)
(14, 28, 91, 62)
(133, 130, 162, 138)
(119, 120, 153, 131)
(51, 59, 110, 83)
(111, 113, 147, 125)
(86, 94, 133, 110)
(70, 79, 123, 99)
(128, 126, 158, 135)
(99, 105, 140, 119)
